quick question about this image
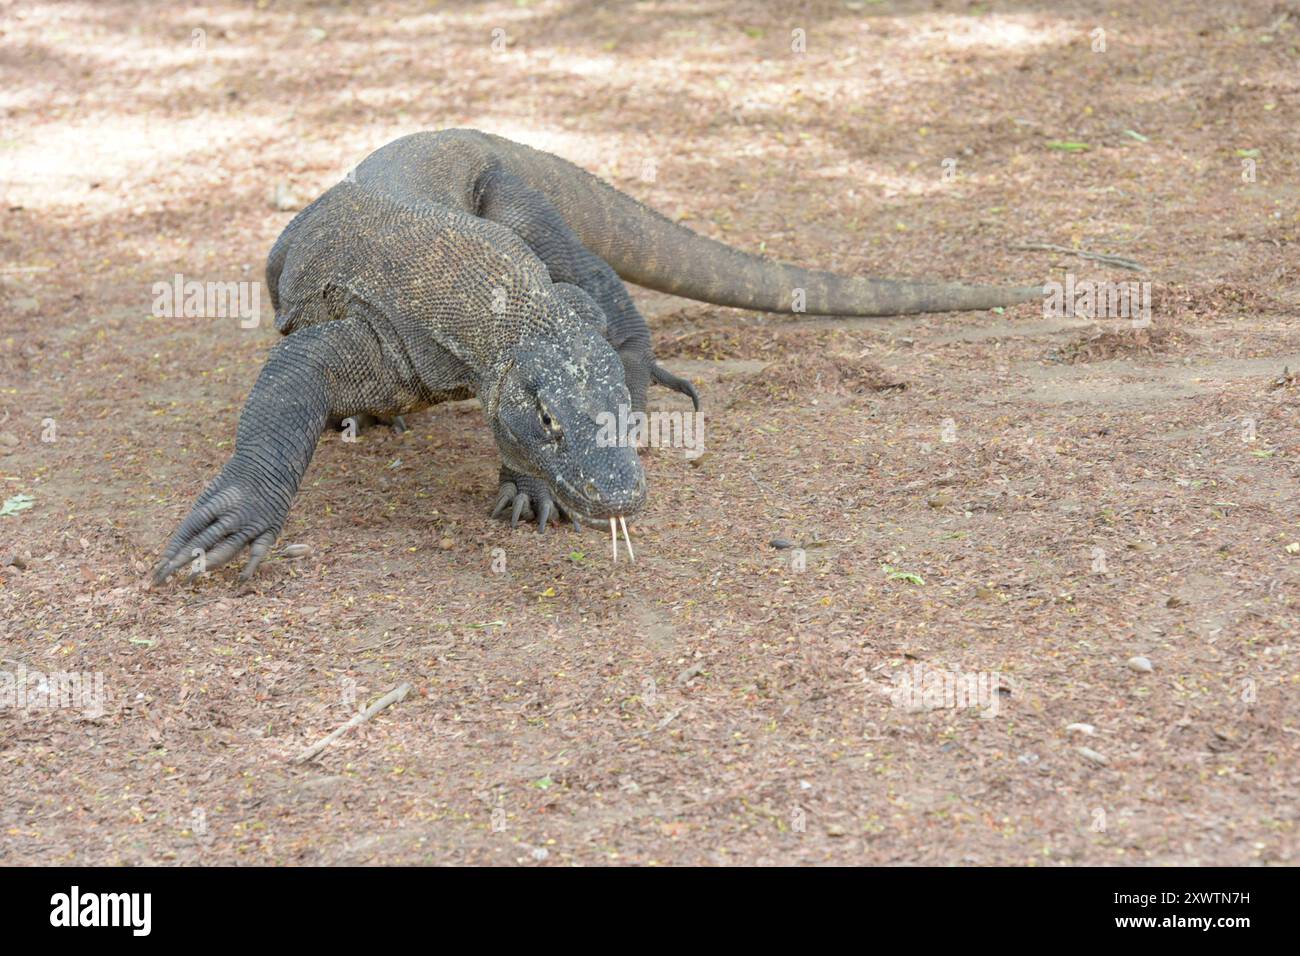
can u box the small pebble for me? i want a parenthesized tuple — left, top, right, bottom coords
(675, 662, 704, 686)
(769, 537, 795, 550)
(1077, 747, 1109, 766)
(1127, 656, 1154, 673)
(439, 537, 455, 550)
(1065, 722, 1096, 736)
(282, 544, 311, 559)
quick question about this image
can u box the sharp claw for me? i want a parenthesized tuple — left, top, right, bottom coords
(510, 492, 529, 529)
(197, 531, 253, 578)
(495, 475, 574, 536)
(240, 530, 276, 580)
(154, 551, 194, 585)
(491, 483, 517, 519)
(154, 464, 289, 587)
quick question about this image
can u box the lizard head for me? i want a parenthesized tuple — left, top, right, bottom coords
(489, 327, 646, 525)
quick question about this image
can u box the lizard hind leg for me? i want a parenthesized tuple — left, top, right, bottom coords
(648, 357, 700, 411)
(617, 349, 699, 415)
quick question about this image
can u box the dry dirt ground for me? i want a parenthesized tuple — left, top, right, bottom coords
(1, 0, 1298, 866)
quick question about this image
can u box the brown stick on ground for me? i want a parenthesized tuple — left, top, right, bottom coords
(1010, 242, 1146, 272)
(294, 682, 413, 763)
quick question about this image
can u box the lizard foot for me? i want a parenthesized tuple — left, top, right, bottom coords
(490, 468, 581, 533)
(621, 350, 700, 413)
(152, 459, 291, 585)
(650, 360, 700, 411)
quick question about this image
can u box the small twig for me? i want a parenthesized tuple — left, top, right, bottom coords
(293, 682, 412, 763)
(635, 707, 684, 737)
(1011, 241, 1145, 272)
(663, 328, 713, 347)
(353, 633, 405, 653)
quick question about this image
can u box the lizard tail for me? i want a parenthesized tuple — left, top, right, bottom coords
(485, 133, 1040, 316)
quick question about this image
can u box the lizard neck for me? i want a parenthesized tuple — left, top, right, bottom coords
(475, 307, 585, 417)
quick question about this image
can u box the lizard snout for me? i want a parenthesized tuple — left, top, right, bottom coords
(582, 472, 646, 514)
(553, 462, 646, 522)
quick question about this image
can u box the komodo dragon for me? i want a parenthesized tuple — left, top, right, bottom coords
(152, 129, 1038, 584)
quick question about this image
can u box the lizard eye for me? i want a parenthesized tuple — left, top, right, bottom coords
(537, 399, 562, 439)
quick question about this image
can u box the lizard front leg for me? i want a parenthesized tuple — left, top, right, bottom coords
(490, 466, 581, 533)
(152, 306, 425, 584)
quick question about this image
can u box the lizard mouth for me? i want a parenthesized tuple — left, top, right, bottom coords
(551, 474, 645, 519)
(550, 475, 641, 563)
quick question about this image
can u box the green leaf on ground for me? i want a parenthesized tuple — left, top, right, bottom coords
(881, 564, 925, 586)
(0, 493, 34, 517)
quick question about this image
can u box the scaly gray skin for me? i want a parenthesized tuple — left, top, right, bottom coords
(342, 128, 1038, 528)
(155, 129, 1037, 582)
(152, 184, 643, 583)
(352, 131, 1040, 402)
